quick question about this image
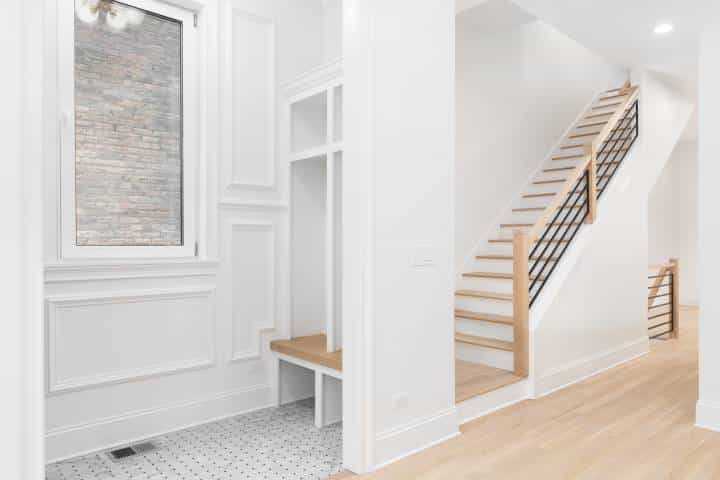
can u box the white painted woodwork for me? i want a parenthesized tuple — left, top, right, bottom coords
(228, 8, 275, 189)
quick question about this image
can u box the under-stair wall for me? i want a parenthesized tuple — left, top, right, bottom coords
(530, 70, 695, 396)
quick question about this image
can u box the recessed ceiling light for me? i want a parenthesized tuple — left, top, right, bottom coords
(654, 23, 674, 35)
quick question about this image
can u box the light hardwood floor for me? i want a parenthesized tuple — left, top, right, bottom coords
(335, 307, 720, 479)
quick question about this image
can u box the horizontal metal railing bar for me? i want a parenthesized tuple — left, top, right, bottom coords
(648, 274, 672, 279)
(648, 283, 672, 289)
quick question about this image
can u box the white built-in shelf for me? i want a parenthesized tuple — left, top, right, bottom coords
(285, 60, 343, 355)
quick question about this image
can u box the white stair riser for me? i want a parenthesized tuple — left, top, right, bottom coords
(455, 318, 513, 341)
(455, 342, 514, 371)
(455, 296, 513, 316)
(458, 276, 513, 294)
(467, 258, 513, 274)
(486, 242, 513, 255)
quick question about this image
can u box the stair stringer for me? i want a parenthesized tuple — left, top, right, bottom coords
(528, 73, 694, 399)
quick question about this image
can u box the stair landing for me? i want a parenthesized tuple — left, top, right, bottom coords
(455, 359, 523, 403)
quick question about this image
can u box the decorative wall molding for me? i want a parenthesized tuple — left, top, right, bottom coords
(44, 259, 219, 283)
(46, 287, 217, 394)
(221, 5, 276, 194)
(222, 219, 278, 363)
(46, 382, 273, 463)
(282, 58, 343, 100)
(218, 199, 289, 209)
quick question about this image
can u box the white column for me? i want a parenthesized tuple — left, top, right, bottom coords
(697, 14, 720, 432)
(0, 0, 45, 477)
(343, 0, 457, 472)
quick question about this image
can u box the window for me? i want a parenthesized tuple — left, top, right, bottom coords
(59, 0, 198, 258)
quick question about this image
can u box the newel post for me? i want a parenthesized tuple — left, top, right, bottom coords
(585, 146, 598, 224)
(670, 258, 680, 339)
(513, 230, 530, 377)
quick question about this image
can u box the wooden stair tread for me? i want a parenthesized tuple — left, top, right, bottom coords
(598, 92, 628, 101)
(577, 120, 608, 129)
(544, 166, 576, 172)
(455, 333, 514, 351)
(455, 360, 524, 403)
(592, 101, 622, 110)
(455, 309, 514, 325)
(490, 238, 569, 244)
(569, 130, 601, 139)
(523, 192, 556, 198)
(475, 254, 513, 260)
(561, 143, 589, 150)
(552, 154, 584, 161)
(456, 289, 513, 301)
(534, 178, 566, 185)
(463, 271, 545, 281)
(500, 223, 532, 228)
(512, 207, 545, 212)
(270, 334, 342, 371)
(585, 111, 614, 119)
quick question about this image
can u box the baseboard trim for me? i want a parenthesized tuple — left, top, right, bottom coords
(535, 336, 649, 397)
(373, 407, 459, 469)
(46, 383, 273, 463)
(696, 400, 720, 432)
(457, 378, 529, 425)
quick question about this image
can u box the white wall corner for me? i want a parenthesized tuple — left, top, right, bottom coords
(534, 336, 649, 397)
(696, 400, 720, 432)
(373, 408, 459, 470)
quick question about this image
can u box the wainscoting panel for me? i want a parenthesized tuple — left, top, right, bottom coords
(47, 288, 216, 394)
(222, 6, 276, 193)
(228, 221, 276, 361)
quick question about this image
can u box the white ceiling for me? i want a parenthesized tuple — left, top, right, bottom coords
(457, 0, 535, 34)
(507, 0, 711, 71)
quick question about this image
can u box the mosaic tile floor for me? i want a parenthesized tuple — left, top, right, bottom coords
(46, 400, 343, 480)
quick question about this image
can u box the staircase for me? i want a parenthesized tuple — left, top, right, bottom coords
(455, 84, 640, 401)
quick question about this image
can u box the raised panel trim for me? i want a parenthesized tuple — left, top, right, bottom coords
(44, 259, 219, 283)
(224, 219, 277, 363)
(46, 287, 217, 394)
(221, 5, 276, 193)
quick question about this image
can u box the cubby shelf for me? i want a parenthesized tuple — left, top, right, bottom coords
(284, 60, 343, 355)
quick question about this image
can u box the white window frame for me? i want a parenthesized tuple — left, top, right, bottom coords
(58, 0, 199, 259)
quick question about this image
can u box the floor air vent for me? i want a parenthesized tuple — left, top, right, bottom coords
(108, 441, 157, 461)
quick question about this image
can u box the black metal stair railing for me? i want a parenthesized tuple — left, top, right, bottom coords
(597, 100, 639, 197)
(527, 99, 640, 307)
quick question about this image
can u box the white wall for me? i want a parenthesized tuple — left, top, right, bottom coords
(455, 5, 626, 269)
(697, 17, 720, 433)
(343, 0, 456, 471)
(1, 1, 45, 477)
(43, 0, 341, 462)
(648, 140, 698, 305)
(532, 70, 694, 396)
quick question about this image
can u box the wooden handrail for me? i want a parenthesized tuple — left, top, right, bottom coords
(511, 84, 641, 375)
(526, 85, 640, 245)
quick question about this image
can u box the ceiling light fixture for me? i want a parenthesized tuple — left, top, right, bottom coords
(75, 0, 145, 31)
(653, 22, 674, 35)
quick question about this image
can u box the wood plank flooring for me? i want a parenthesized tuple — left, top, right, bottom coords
(333, 307, 720, 479)
(455, 360, 523, 403)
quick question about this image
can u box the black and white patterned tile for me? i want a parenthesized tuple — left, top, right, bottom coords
(46, 400, 343, 480)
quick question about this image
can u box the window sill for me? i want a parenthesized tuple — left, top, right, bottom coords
(44, 258, 220, 283)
